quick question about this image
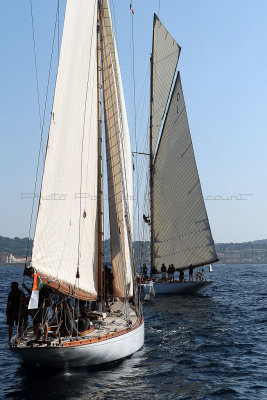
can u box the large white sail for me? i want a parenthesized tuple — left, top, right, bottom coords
(153, 73, 218, 270)
(151, 14, 181, 156)
(32, 0, 99, 299)
(101, 1, 134, 297)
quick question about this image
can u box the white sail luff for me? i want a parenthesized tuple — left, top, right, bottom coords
(32, 0, 99, 296)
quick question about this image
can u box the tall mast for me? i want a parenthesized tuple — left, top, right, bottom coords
(150, 19, 155, 271)
(97, 6, 103, 299)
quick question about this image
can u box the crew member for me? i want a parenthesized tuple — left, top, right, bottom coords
(179, 270, 185, 282)
(161, 263, 167, 282)
(168, 264, 175, 282)
(189, 266, 194, 281)
(6, 282, 24, 342)
(150, 266, 157, 282)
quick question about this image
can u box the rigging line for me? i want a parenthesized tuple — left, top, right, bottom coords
(29, 0, 42, 154)
(134, 120, 150, 240)
(25, 1, 59, 262)
(132, 63, 150, 153)
(136, 109, 150, 158)
(158, 0, 161, 17)
(110, 0, 119, 53)
(106, 10, 134, 292)
(130, 4, 139, 238)
(77, 1, 97, 272)
(106, 3, 135, 277)
(79, 68, 97, 251)
(101, 22, 127, 297)
(102, 3, 134, 298)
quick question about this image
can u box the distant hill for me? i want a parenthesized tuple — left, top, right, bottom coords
(0, 236, 32, 258)
(1, 235, 267, 264)
(216, 239, 267, 264)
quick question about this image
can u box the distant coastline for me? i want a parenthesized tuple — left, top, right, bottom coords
(1, 235, 267, 265)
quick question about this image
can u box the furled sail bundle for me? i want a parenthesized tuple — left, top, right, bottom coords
(31, 0, 99, 299)
(153, 73, 218, 270)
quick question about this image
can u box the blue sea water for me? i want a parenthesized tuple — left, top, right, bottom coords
(0, 264, 267, 400)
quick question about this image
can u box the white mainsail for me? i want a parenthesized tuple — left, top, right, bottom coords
(151, 14, 181, 156)
(153, 73, 218, 270)
(101, 1, 134, 297)
(32, 0, 99, 298)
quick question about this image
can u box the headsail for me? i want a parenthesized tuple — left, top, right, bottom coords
(153, 73, 218, 270)
(151, 14, 181, 156)
(31, 0, 99, 299)
(101, 1, 134, 297)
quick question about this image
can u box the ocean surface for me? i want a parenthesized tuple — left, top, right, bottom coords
(0, 264, 267, 400)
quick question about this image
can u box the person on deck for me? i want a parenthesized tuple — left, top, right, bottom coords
(179, 270, 185, 282)
(189, 267, 194, 281)
(161, 263, 167, 282)
(20, 282, 33, 332)
(33, 285, 51, 341)
(196, 271, 203, 281)
(6, 282, 24, 342)
(142, 264, 148, 281)
(150, 266, 157, 282)
(104, 266, 114, 307)
(168, 264, 175, 282)
(78, 311, 90, 333)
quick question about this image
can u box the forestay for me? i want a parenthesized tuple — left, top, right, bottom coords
(151, 14, 181, 156)
(32, 0, 99, 299)
(101, 2, 134, 297)
(153, 73, 218, 271)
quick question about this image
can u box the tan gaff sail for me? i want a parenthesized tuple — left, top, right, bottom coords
(32, 0, 99, 299)
(153, 73, 218, 271)
(101, 2, 134, 297)
(151, 14, 181, 156)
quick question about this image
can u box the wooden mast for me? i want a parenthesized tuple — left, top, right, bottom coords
(97, 5, 103, 299)
(150, 16, 155, 271)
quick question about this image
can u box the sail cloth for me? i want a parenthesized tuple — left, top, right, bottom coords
(101, 2, 134, 297)
(32, 0, 99, 299)
(151, 14, 181, 156)
(153, 73, 218, 271)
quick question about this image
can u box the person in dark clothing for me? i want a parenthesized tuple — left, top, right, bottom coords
(21, 282, 33, 332)
(189, 266, 194, 281)
(161, 264, 167, 282)
(179, 270, 185, 282)
(33, 285, 51, 340)
(143, 214, 151, 225)
(104, 266, 114, 307)
(78, 311, 90, 333)
(150, 266, 157, 281)
(168, 264, 175, 282)
(142, 264, 148, 281)
(6, 282, 24, 341)
(167, 265, 171, 281)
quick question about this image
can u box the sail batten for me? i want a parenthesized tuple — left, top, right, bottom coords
(31, 0, 99, 298)
(153, 72, 218, 271)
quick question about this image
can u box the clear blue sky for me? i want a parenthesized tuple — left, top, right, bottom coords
(0, 0, 266, 243)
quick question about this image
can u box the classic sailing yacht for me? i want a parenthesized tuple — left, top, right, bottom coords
(10, 0, 144, 368)
(148, 15, 218, 295)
